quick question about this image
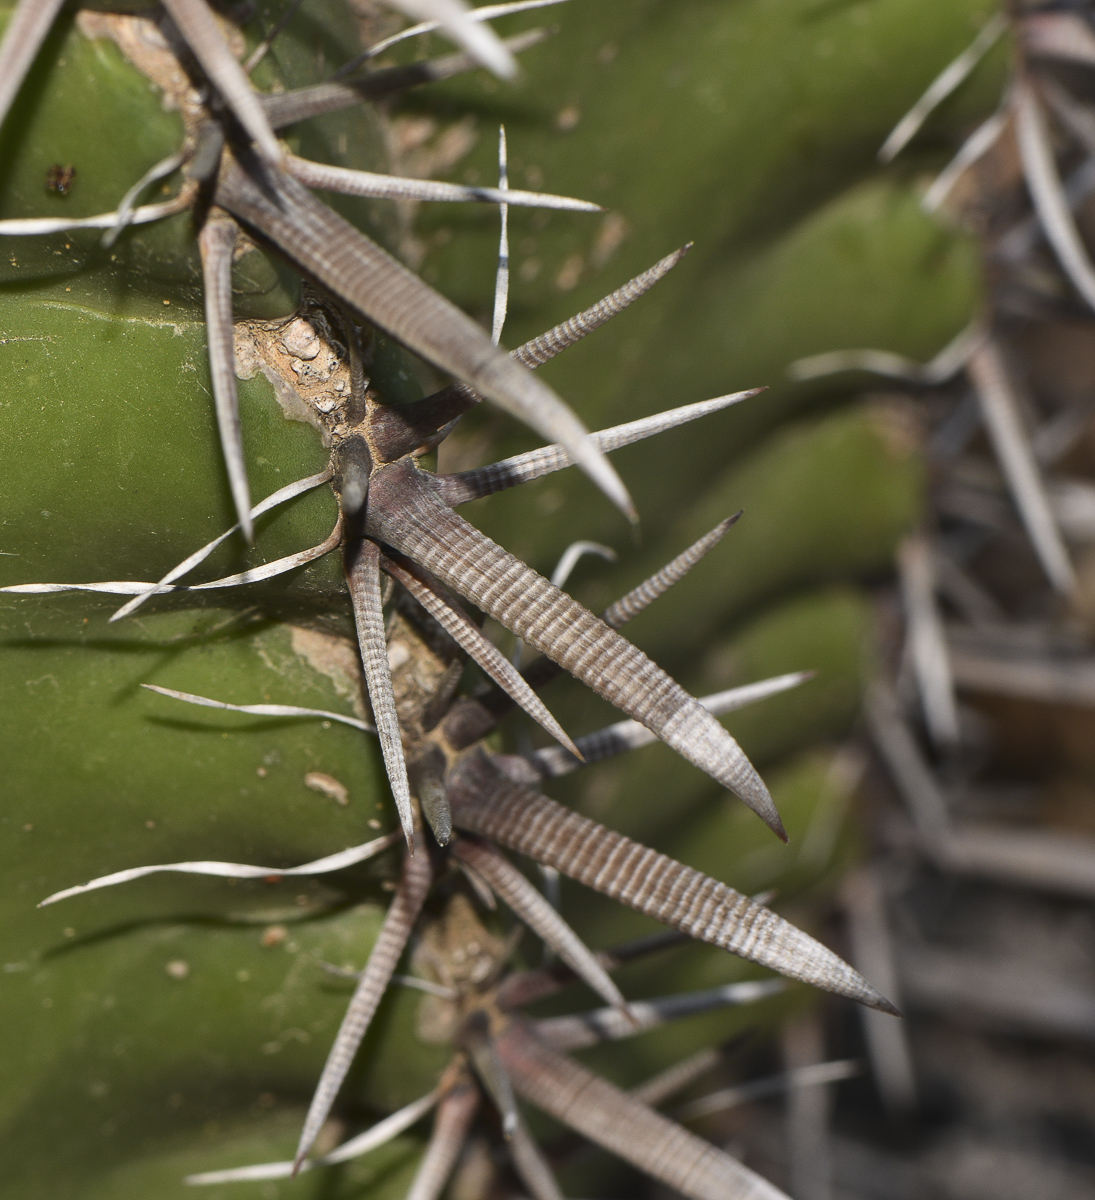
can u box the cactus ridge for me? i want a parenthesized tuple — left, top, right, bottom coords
(0, 3, 897, 1194)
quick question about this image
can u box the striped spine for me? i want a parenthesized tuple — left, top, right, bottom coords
(496, 1020, 791, 1200)
(437, 390, 759, 507)
(404, 1079, 480, 1200)
(449, 751, 894, 1012)
(368, 461, 782, 833)
(453, 838, 628, 1014)
(514, 244, 691, 367)
(293, 849, 432, 1171)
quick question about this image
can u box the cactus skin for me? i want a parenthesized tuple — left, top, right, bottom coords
(0, 2, 996, 1197)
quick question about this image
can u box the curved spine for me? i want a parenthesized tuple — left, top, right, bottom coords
(285, 154, 600, 211)
(513, 513, 741, 703)
(262, 30, 549, 130)
(382, 0, 517, 80)
(186, 1090, 440, 1183)
(336, 0, 567, 75)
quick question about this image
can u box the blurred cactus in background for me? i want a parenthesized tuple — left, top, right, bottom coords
(0, 2, 1006, 1198)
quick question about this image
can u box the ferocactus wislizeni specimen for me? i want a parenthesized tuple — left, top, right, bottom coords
(0, 3, 896, 1197)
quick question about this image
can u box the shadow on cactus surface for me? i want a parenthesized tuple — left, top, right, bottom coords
(0, 1, 1001, 1198)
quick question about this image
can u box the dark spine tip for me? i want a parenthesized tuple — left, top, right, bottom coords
(872, 994, 903, 1018)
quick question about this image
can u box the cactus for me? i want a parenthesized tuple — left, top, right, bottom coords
(0, 2, 994, 1197)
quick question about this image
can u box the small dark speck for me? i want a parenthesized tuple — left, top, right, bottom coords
(46, 164, 76, 195)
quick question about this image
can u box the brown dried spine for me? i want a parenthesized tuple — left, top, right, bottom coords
(497, 1019, 789, 1200)
(367, 460, 782, 833)
(449, 750, 894, 1012)
(294, 848, 432, 1170)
